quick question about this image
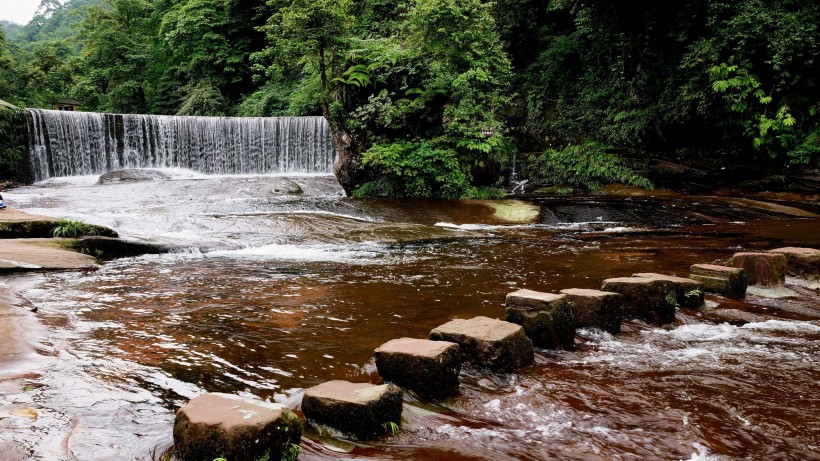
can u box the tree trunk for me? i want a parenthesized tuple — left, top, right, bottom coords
(322, 101, 363, 196)
(318, 42, 367, 195)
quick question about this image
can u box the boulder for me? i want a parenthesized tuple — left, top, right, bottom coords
(374, 338, 461, 399)
(429, 316, 534, 370)
(601, 276, 681, 325)
(731, 252, 787, 286)
(558, 288, 623, 334)
(632, 273, 705, 308)
(769, 247, 820, 283)
(97, 169, 171, 184)
(173, 393, 301, 461)
(272, 180, 303, 195)
(504, 289, 575, 349)
(689, 264, 747, 299)
(301, 381, 402, 440)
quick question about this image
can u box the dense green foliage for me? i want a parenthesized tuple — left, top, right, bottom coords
(521, 143, 652, 190)
(1, 0, 818, 194)
(0, 104, 30, 182)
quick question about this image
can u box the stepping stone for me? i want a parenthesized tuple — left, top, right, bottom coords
(173, 393, 301, 461)
(602, 274, 701, 325)
(301, 380, 403, 440)
(769, 247, 820, 287)
(429, 316, 534, 370)
(689, 264, 747, 299)
(731, 252, 787, 286)
(374, 337, 461, 399)
(632, 273, 705, 308)
(504, 289, 575, 349)
(558, 288, 623, 334)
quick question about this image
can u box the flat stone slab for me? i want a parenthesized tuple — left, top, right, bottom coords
(505, 289, 575, 349)
(769, 247, 820, 284)
(0, 239, 97, 273)
(632, 273, 705, 308)
(301, 380, 402, 440)
(732, 252, 787, 286)
(173, 393, 301, 461)
(690, 264, 747, 299)
(374, 337, 460, 399)
(429, 316, 534, 370)
(559, 288, 623, 334)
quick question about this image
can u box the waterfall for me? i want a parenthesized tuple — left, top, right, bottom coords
(27, 109, 337, 181)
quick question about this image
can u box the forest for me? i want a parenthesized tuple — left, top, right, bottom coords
(1, 0, 819, 197)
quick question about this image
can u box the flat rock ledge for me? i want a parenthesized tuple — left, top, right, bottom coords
(731, 252, 787, 286)
(429, 316, 534, 370)
(690, 264, 747, 299)
(601, 274, 704, 325)
(173, 393, 301, 461)
(558, 288, 623, 334)
(504, 289, 575, 349)
(301, 380, 403, 440)
(374, 337, 461, 399)
(769, 247, 820, 287)
(0, 238, 98, 273)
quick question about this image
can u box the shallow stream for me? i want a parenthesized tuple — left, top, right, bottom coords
(1, 172, 818, 460)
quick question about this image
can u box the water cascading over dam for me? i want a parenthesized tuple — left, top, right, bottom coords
(27, 109, 337, 181)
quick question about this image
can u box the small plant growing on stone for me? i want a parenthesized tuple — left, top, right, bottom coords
(280, 444, 299, 461)
(382, 421, 400, 435)
(664, 291, 678, 307)
(52, 219, 99, 238)
(685, 288, 702, 299)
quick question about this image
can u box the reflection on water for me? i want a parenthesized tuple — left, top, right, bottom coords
(2, 173, 820, 460)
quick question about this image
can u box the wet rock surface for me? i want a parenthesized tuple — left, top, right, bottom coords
(731, 252, 787, 286)
(173, 392, 301, 461)
(374, 337, 461, 399)
(689, 264, 747, 299)
(68, 236, 180, 259)
(505, 289, 576, 349)
(301, 381, 403, 440)
(429, 316, 534, 369)
(559, 288, 623, 334)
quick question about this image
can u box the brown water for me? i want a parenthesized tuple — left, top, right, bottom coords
(2, 174, 819, 460)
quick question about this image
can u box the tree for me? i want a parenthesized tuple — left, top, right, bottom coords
(75, 0, 154, 113)
(160, 0, 260, 113)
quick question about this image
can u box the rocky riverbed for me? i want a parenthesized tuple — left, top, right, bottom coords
(0, 171, 818, 460)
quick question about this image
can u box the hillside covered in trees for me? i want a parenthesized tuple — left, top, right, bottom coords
(1, 0, 818, 197)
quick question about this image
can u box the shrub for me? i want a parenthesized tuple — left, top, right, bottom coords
(52, 219, 100, 238)
(357, 140, 473, 199)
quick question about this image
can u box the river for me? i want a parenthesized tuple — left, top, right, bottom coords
(1, 171, 818, 460)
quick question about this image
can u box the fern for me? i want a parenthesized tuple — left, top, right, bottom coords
(521, 142, 652, 190)
(51, 219, 99, 238)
